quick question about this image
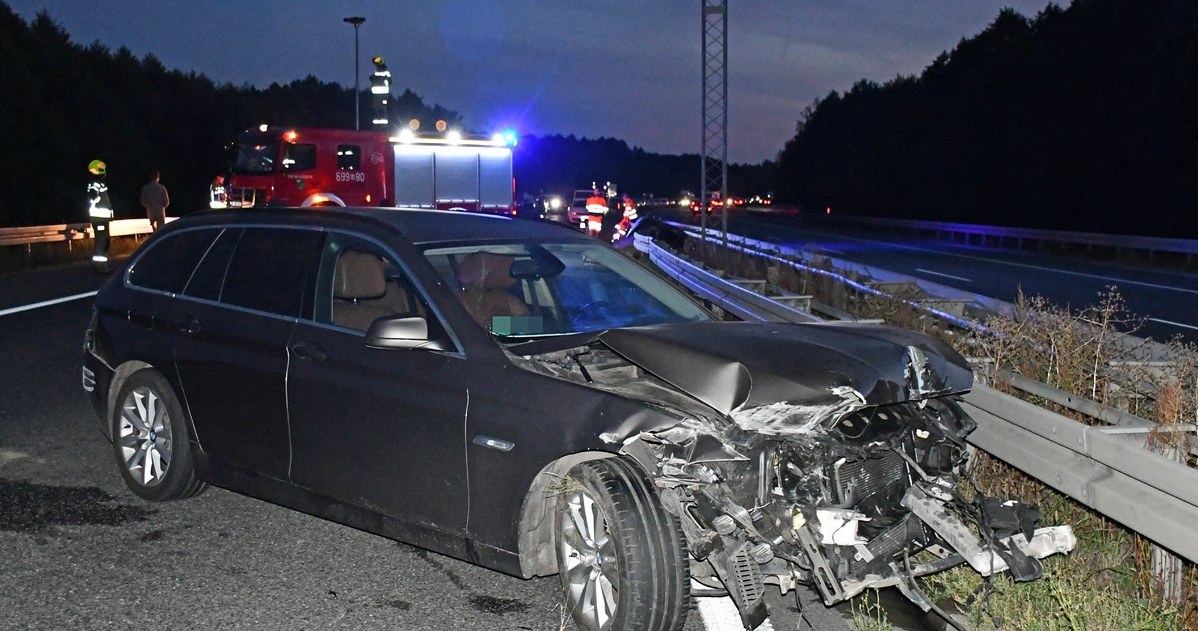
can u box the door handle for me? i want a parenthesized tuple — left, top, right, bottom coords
(290, 340, 327, 362)
(169, 316, 201, 335)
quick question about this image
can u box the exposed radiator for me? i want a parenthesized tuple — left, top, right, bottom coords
(828, 450, 908, 507)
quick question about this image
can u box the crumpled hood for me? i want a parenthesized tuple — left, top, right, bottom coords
(597, 321, 973, 416)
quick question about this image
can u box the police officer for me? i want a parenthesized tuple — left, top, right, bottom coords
(87, 159, 113, 273)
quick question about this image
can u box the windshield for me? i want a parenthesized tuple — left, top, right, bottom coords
(424, 241, 712, 338)
(232, 140, 278, 174)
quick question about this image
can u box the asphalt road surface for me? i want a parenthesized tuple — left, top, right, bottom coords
(0, 260, 862, 631)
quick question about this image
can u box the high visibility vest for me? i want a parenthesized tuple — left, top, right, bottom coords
(87, 181, 113, 220)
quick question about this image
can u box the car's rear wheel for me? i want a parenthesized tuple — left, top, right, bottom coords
(556, 457, 690, 631)
(112, 369, 207, 501)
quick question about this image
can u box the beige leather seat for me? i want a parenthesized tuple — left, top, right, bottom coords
(332, 250, 396, 330)
(456, 252, 530, 328)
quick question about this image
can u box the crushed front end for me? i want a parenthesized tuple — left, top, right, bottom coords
(511, 322, 1076, 629)
(622, 394, 1076, 629)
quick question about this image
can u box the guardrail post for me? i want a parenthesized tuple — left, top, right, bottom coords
(1153, 444, 1185, 605)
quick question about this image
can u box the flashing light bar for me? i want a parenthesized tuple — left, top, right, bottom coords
(388, 134, 514, 148)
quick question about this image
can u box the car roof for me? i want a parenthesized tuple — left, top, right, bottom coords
(169, 207, 591, 246)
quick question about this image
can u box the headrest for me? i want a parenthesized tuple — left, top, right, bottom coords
(457, 252, 517, 290)
(334, 250, 387, 300)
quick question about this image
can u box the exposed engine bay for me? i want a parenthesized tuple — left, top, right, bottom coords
(514, 324, 1076, 629)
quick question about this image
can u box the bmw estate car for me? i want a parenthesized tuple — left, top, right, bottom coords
(82, 207, 1074, 630)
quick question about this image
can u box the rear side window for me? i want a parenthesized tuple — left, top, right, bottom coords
(220, 228, 323, 317)
(127, 229, 219, 294)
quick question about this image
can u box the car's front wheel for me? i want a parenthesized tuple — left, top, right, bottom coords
(112, 369, 207, 501)
(556, 457, 691, 631)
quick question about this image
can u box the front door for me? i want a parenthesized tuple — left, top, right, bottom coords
(286, 233, 470, 534)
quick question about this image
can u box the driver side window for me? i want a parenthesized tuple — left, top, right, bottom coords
(313, 234, 442, 340)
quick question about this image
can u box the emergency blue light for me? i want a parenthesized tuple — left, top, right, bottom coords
(501, 129, 518, 147)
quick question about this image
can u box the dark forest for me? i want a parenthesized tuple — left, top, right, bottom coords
(773, 0, 1197, 237)
(0, 3, 770, 226)
(2, 0, 1194, 238)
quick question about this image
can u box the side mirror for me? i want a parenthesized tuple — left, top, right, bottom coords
(365, 315, 431, 350)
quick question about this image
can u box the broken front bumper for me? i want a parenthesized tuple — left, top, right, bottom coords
(812, 481, 1077, 611)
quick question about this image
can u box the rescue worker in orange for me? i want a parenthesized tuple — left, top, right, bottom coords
(584, 188, 607, 237)
(613, 193, 637, 242)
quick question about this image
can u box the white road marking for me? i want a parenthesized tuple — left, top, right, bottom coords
(694, 580, 776, 631)
(0, 291, 98, 317)
(1147, 317, 1198, 332)
(824, 232, 1198, 296)
(698, 595, 774, 631)
(0, 449, 30, 466)
(914, 268, 972, 283)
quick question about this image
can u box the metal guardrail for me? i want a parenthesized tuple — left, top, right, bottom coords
(646, 240, 822, 324)
(961, 384, 1198, 564)
(664, 223, 993, 330)
(643, 236, 1198, 564)
(0, 218, 161, 247)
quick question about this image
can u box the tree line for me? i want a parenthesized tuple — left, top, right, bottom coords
(0, 3, 773, 228)
(0, 4, 470, 226)
(513, 134, 775, 201)
(774, 0, 1197, 238)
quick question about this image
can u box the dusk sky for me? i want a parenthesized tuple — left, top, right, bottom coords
(10, 1, 1055, 164)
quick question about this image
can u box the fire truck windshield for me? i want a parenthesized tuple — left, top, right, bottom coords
(233, 142, 277, 175)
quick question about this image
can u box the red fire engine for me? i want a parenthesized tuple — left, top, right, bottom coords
(211, 125, 517, 213)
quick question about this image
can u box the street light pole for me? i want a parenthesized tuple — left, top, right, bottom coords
(343, 16, 366, 130)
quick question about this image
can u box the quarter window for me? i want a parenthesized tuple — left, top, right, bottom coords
(127, 229, 219, 294)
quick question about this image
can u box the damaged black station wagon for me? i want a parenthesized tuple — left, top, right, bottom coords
(83, 208, 1074, 630)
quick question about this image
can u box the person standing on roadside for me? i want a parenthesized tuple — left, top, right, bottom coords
(140, 170, 169, 232)
(584, 188, 607, 238)
(86, 159, 113, 274)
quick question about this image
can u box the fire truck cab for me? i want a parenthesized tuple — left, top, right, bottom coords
(213, 125, 516, 213)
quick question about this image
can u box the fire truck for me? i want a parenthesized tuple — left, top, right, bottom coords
(211, 125, 517, 213)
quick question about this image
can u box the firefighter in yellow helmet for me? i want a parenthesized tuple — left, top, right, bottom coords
(87, 159, 113, 273)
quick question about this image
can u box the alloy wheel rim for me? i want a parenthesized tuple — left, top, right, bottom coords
(117, 386, 172, 487)
(559, 490, 619, 630)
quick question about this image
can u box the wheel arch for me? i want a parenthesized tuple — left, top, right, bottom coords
(104, 360, 153, 441)
(516, 451, 621, 578)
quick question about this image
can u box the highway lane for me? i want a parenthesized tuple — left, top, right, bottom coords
(667, 209, 1198, 343)
(0, 261, 861, 631)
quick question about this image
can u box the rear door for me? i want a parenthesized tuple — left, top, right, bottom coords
(168, 226, 323, 479)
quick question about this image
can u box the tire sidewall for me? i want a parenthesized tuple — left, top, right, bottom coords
(111, 369, 196, 502)
(556, 461, 633, 631)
